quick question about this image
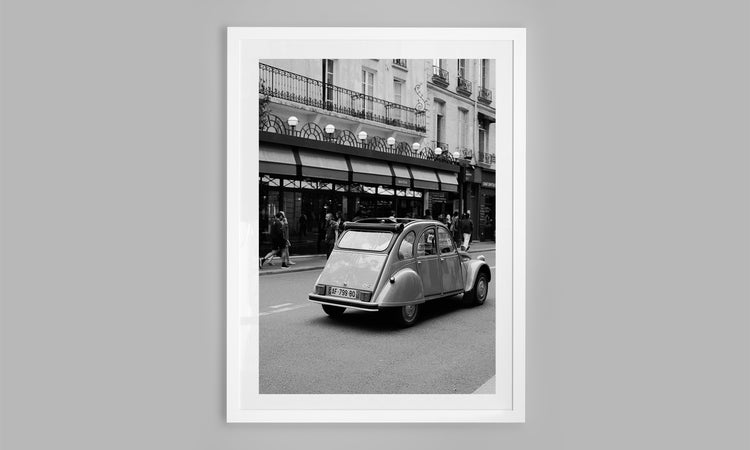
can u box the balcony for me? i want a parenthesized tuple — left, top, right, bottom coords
(259, 113, 458, 168)
(431, 65, 449, 88)
(259, 63, 426, 133)
(478, 151, 496, 165)
(456, 77, 473, 97)
(392, 59, 407, 68)
(478, 86, 493, 104)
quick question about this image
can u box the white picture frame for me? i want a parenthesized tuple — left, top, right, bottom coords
(227, 27, 525, 423)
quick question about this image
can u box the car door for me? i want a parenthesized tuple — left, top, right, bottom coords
(437, 226, 462, 293)
(416, 226, 442, 297)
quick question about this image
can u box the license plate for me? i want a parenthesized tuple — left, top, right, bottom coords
(328, 286, 358, 299)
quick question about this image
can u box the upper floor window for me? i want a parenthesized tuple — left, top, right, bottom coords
(458, 59, 466, 78)
(362, 69, 375, 115)
(481, 59, 489, 87)
(323, 59, 335, 108)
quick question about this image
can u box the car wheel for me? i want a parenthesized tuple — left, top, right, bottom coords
(322, 304, 346, 317)
(390, 304, 419, 327)
(463, 272, 489, 307)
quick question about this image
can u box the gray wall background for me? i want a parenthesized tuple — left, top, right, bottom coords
(2, 1, 748, 449)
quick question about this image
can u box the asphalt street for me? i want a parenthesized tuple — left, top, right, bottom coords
(258, 250, 496, 394)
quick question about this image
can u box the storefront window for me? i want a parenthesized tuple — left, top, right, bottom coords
(283, 179, 301, 189)
(301, 180, 317, 190)
(378, 186, 395, 196)
(318, 182, 333, 190)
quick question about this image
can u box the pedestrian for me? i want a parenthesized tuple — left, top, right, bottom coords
(323, 212, 339, 259)
(459, 212, 473, 251)
(279, 211, 295, 266)
(450, 210, 461, 245)
(424, 209, 433, 220)
(260, 212, 289, 268)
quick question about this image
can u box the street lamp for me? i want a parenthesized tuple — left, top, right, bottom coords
(412, 142, 420, 153)
(358, 131, 368, 147)
(387, 136, 396, 149)
(452, 151, 460, 159)
(434, 146, 443, 156)
(324, 124, 335, 140)
(287, 116, 298, 135)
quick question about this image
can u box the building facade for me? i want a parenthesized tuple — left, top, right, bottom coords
(258, 59, 496, 255)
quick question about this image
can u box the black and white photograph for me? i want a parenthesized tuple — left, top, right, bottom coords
(227, 28, 525, 422)
(256, 57, 498, 394)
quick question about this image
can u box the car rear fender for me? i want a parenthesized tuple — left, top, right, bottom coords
(375, 267, 425, 307)
(463, 260, 492, 292)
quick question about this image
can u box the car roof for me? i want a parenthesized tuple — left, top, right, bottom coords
(342, 218, 446, 233)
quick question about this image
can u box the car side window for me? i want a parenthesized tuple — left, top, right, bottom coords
(438, 227, 455, 254)
(417, 228, 436, 257)
(398, 231, 415, 260)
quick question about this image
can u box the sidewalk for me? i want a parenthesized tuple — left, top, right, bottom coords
(259, 240, 497, 276)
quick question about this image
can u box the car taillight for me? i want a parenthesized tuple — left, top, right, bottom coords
(359, 291, 372, 302)
(315, 285, 326, 295)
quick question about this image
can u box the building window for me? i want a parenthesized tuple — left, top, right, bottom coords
(362, 69, 375, 117)
(478, 120, 487, 156)
(323, 59, 334, 110)
(458, 108, 469, 149)
(481, 59, 489, 87)
(434, 100, 445, 145)
(393, 78, 403, 122)
(457, 59, 466, 78)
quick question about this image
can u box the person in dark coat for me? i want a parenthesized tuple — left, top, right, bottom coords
(323, 212, 339, 259)
(260, 212, 289, 268)
(459, 212, 474, 251)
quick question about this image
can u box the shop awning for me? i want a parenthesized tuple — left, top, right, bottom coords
(350, 157, 392, 185)
(259, 145, 297, 177)
(410, 167, 440, 191)
(297, 149, 349, 182)
(391, 164, 412, 188)
(436, 171, 459, 193)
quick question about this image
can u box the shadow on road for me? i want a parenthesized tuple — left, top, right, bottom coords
(306, 294, 475, 331)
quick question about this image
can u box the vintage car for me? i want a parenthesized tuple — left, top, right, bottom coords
(308, 218, 491, 326)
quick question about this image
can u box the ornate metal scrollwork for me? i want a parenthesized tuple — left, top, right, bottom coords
(369, 136, 387, 152)
(395, 142, 411, 156)
(335, 129, 358, 147)
(414, 83, 426, 112)
(259, 113, 288, 134)
(298, 122, 325, 141)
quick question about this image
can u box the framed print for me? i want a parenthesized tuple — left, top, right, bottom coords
(227, 27, 525, 422)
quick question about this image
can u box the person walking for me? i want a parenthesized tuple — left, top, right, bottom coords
(323, 212, 339, 259)
(260, 212, 289, 268)
(459, 212, 474, 251)
(279, 211, 295, 266)
(450, 210, 461, 245)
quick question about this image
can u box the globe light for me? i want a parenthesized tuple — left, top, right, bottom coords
(287, 116, 298, 127)
(386, 137, 396, 147)
(412, 142, 420, 152)
(358, 131, 368, 141)
(434, 147, 443, 156)
(453, 151, 461, 159)
(324, 124, 335, 134)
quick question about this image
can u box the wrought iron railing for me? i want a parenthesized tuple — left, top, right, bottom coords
(478, 86, 493, 104)
(431, 65, 449, 86)
(259, 63, 426, 133)
(392, 59, 407, 68)
(456, 147, 474, 161)
(431, 140, 450, 154)
(260, 113, 456, 166)
(457, 77, 473, 96)
(478, 151, 496, 164)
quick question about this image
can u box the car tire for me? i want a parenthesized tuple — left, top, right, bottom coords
(322, 304, 346, 317)
(390, 304, 420, 327)
(463, 272, 489, 307)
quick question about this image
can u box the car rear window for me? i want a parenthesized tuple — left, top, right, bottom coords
(337, 230, 393, 251)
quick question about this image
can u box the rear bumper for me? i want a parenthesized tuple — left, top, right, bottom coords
(308, 294, 380, 312)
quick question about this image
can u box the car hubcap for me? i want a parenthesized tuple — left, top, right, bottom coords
(403, 305, 417, 321)
(477, 279, 487, 301)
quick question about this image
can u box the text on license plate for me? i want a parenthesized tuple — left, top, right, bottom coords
(328, 286, 358, 299)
